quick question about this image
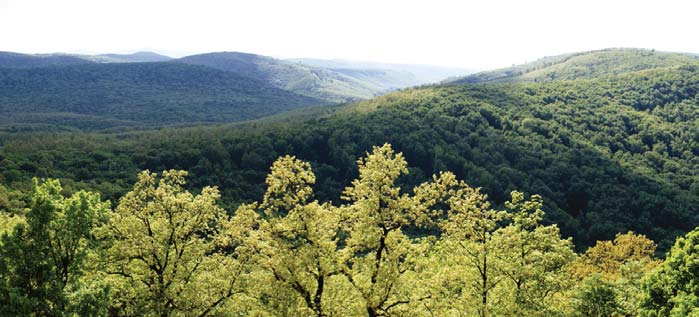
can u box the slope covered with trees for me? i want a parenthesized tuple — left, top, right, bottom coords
(452, 48, 699, 84)
(289, 58, 471, 89)
(1, 62, 698, 251)
(0, 51, 173, 68)
(0, 52, 92, 68)
(96, 51, 173, 63)
(0, 62, 324, 131)
(178, 52, 397, 103)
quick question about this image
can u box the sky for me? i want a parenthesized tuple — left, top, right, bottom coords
(0, 0, 697, 69)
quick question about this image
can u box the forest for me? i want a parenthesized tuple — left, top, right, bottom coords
(1, 144, 696, 316)
(2, 48, 699, 316)
(2, 62, 698, 251)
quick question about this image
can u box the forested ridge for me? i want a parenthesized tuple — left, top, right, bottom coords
(452, 48, 699, 84)
(2, 48, 699, 315)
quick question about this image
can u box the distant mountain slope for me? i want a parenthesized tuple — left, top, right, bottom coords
(451, 48, 699, 84)
(97, 52, 173, 63)
(290, 58, 471, 87)
(177, 52, 384, 103)
(0, 62, 323, 131)
(0, 51, 173, 68)
(0, 52, 91, 68)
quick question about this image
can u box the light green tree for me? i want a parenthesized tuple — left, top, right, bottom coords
(229, 156, 345, 317)
(571, 232, 659, 316)
(335, 144, 437, 317)
(95, 170, 251, 317)
(494, 192, 575, 316)
(437, 177, 507, 317)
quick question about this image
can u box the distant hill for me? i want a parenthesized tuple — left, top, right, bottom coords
(0, 51, 173, 68)
(1, 51, 467, 105)
(0, 62, 323, 131)
(290, 58, 471, 87)
(0, 52, 91, 68)
(177, 52, 386, 103)
(97, 52, 173, 63)
(450, 48, 699, 84)
(0, 50, 470, 131)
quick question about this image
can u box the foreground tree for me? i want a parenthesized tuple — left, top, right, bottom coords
(494, 192, 575, 315)
(571, 232, 659, 316)
(95, 170, 250, 317)
(436, 177, 507, 317)
(0, 178, 109, 316)
(230, 156, 344, 316)
(639, 228, 699, 317)
(336, 144, 444, 317)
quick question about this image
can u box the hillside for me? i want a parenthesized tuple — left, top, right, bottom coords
(0, 52, 91, 68)
(177, 52, 389, 102)
(0, 51, 173, 68)
(0, 62, 323, 131)
(289, 58, 471, 88)
(452, 48, 699, 83)
(96, 51, 173, 63)
(2, 63, 698, 251)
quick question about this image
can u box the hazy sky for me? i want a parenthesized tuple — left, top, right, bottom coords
(1, 0, 697, 69)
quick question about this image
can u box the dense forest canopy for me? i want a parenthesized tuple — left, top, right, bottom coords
(0, 62, 326, 131)
(2, 56, 698, 250)
(0, 145, 696, 316)
(1, 47, 699, 315)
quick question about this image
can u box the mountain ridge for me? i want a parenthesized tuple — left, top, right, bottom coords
(449, 48, 699, 84)
(177, 52, 398, 103)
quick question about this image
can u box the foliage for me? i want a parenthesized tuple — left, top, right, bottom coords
(0, 178, 109, 316)
(94, 170, 252, 317)
(0, 145, 697, 315)
(571, 232, 660, 316)
(573, 274, 623, 317)
(638, 228, 699, 317)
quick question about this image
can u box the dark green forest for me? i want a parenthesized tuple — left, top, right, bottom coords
(0, 62, 326, 131)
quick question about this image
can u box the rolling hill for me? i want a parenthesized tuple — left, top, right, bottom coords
(177, 52, 392, 102)
(290, 58, 472, 87)
(0, 51, 467, 131)
(97, 51, 173, 63)
(451, 48, 699, 83)
(177, 52, 470, 103)
(2, 50, 699, 252)
(0, 51, 174, 68)
(0, 52, 92, 68)
(0, 62, 323, 131)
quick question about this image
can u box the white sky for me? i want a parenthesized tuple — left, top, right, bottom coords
(0, 0, 697, 69)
